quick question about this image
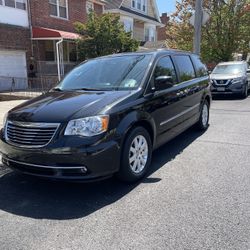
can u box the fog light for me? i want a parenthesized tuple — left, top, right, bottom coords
(80, 167, 88, 174)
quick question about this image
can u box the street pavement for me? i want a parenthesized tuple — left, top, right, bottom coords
(0, 96, 250, 250)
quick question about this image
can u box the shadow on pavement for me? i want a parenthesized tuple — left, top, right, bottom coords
(212, 94, 248, 101)
(0, 127, 205, 220)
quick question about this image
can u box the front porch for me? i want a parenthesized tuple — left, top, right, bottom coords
(32, 27, 80, 84)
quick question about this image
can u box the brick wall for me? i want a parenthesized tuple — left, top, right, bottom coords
(0, 24, 32, 68)
(30, 0, 103, 33)
(157, 13, 169, 41)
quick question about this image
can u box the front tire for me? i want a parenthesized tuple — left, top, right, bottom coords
(196, 100, 210, 131)
(117, 127, 152, 182)
(241, 84, 248, 99)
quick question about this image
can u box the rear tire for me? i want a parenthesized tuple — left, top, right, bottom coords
(117, 127, 152, 183)
(196, 100, 209, 131)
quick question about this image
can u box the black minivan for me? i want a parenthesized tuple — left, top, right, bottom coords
(0, 50, 211, 182)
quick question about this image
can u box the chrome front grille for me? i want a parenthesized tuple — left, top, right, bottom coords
(214, 79, 231, 86)
(5, 121, 60, 148)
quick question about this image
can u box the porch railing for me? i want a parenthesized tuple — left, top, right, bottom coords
(0, 75, 59, 98)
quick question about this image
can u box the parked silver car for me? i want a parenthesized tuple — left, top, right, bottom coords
(210, 61, 249, 98)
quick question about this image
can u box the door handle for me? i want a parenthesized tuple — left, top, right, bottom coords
(177, 91, 184, 96)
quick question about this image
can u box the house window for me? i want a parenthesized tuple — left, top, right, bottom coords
(131, 0, 147, 13)
(0, 0, 27, 10)
(49, 0, 68, 19)
(63, 42, 77, 62)
(142, 0, 146, 12)
(86, 1, 94, 14)
(63, 41, 77, 62)
(16, 0, 26, 9)
(145, 25, 156, 42)
(132, 0, 135, 8)
(44, 41, 77, 62)
(45, 41, 55, 61)
(120, 17, 133, 33)
(5, 0, 15, 8)
(69, 42, 77, 62)
(137, 0, 141, 9)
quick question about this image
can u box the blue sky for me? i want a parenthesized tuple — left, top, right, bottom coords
(156, 0, 176, 14)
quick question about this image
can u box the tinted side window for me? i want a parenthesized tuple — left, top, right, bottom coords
(154, 56, 177, 84)
(191, 55, 208, 77)
(174, 55, 196, 82)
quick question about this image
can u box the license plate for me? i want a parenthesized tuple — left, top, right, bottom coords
(217, 87, 225, 92)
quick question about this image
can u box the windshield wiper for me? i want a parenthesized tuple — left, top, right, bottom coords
(75, 88, 104, 91)
(52, 87, 63, 91)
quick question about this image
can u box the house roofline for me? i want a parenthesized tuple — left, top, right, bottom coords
(104, 8, 164, 27)
(105, 0, 162, 23)
(119, 0, 124, 8)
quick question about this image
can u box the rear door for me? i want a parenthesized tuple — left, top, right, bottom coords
(172, 54, 207, 127)
(144, 55, 190, 147)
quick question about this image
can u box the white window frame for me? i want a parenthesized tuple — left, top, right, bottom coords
(0, 0, 27, 11)
(86, 1, 94, 14)
(120, 16, 134, 34)
(131, 0, 147, 13)
(49, 0, 69, 20)
(144, 24, 156, 42)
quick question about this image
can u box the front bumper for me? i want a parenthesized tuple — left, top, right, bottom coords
(0, 131, 121, 181)
(211, 81, 245, 95)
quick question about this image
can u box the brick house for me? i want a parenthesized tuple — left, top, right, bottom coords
(105, 0, 163, 44)
(0, 0, 105, 91)
(157, 13, 169, 42)
(0, 0, 31, 91)
(30, 0, 105, 84)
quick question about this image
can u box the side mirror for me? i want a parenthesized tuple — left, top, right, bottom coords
(154, 76, 173, 90)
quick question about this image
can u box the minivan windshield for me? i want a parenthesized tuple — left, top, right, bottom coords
(212, 64, 245, 75)
(56, 55, 152, 91)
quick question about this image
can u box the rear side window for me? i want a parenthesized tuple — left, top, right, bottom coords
(191, 55, 208, 77)
(154, 56, 177, 84)
(173, 55, 196, 82)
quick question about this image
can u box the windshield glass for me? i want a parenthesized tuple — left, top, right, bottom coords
(56, 55, 152, 91)
(212, 64, 245, 75)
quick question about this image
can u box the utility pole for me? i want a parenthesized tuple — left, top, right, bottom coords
(193, 0, 203, 55)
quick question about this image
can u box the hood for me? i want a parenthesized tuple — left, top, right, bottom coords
(7, 90, 133, 123)
(210, 73, 244, 80)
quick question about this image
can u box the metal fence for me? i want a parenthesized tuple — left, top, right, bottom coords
(0, 75, 59, 98)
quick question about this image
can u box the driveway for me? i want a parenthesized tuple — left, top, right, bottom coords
(0, 97, 250, 249)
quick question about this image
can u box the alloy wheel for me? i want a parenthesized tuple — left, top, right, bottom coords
(129, 135, 149, 174)
(202, 103, 209, 127)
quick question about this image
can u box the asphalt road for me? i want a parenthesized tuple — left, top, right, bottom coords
(0, 96, 250, 250)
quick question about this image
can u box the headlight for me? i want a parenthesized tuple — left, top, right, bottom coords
(232, 77, 243, 84)
(64, 115, 109, 137)
(2, 113, 7, 129)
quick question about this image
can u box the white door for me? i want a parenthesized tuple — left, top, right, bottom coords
(0, 50, 28, 91)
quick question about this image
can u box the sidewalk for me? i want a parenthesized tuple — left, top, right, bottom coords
(0, 91, 42, 101)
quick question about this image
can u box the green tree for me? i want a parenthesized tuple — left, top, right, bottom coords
(74, 12, 139, 60)
(166, 0, 250, 63)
